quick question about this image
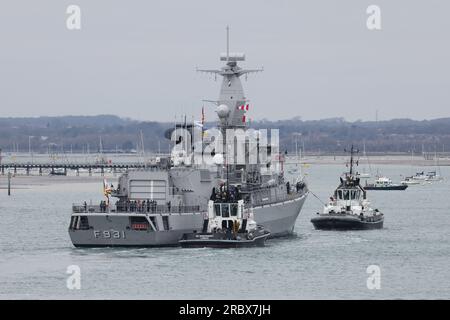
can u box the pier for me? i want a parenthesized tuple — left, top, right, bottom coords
(0, 163, 148, 176)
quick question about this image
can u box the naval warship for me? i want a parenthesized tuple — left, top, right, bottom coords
(68, 28, 308, 247)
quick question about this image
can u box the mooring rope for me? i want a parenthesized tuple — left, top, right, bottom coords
(308, 189, 327, 206)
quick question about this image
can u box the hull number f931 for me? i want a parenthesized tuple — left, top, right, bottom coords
(93, 230, 126, 239)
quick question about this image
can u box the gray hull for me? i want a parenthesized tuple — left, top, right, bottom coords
(69, 193, 307, 247)
(69, 213, 204, 247)
(254, 193, 307, 237)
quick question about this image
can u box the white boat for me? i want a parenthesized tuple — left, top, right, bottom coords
(412, 171, 429, 181)
(311, 146, 384, 230)
(401, 176, 421, 185)
(412, 171, 443, 182)
(425, 171, 443, 182)
(364, 176, 408, 190)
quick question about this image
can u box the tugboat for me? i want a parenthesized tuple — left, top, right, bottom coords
(179, 185, 271, 248)
(311, 146, 384, 230)
(364, 176, 408, 190)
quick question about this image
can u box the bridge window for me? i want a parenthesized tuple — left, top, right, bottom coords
(214, 204, 221, 216)
(230, 204, 238, 216)
(222, 204, 230, 218)
(343, 190, 350, 200)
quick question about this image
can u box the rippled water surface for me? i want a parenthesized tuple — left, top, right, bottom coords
(1, 164, 449, 299)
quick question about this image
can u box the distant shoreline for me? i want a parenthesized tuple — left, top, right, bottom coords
(3, 115, 450, 156)
(1, 153, 448, 166)
(285, 155, 450, 166)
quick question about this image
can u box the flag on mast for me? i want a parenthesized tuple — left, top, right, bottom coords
(103, 179, 112, 205)
(201, 106, 205, 126)
(237, 104, 249, 111)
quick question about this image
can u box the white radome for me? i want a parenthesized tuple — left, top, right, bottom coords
(213, 153, 224, 165)
(216, 104, 230, 119)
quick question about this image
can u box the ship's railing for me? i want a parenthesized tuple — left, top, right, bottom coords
(248, 191, 307, 208)
(72, 204, 201, 214)
(242, 182, 308, 207)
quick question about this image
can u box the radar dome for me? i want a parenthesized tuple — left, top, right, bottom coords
(213, 153, 224, 165)
(216, 104, 230, 119)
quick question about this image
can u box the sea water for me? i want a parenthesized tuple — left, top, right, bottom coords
(0, 164, 449, 299)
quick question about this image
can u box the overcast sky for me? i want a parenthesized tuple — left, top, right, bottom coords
(0, 0, 449, 122)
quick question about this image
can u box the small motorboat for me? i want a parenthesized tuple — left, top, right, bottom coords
(364, 176, 408, 190)
(357, 172, 371, 179)
(412, 171, 429, 181)
(180, 198, 270, 248)
(49, 168, 67, 176)
(425, 171, 443, 182)
(401, 176, 421, 185)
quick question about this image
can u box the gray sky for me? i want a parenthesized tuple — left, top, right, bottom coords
(0, 0, 449, 122)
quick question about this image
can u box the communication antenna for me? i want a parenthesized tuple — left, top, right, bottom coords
(344, 145, 359, 175)
(226, 25, 230, 62)
(140, 130, 145, 156)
